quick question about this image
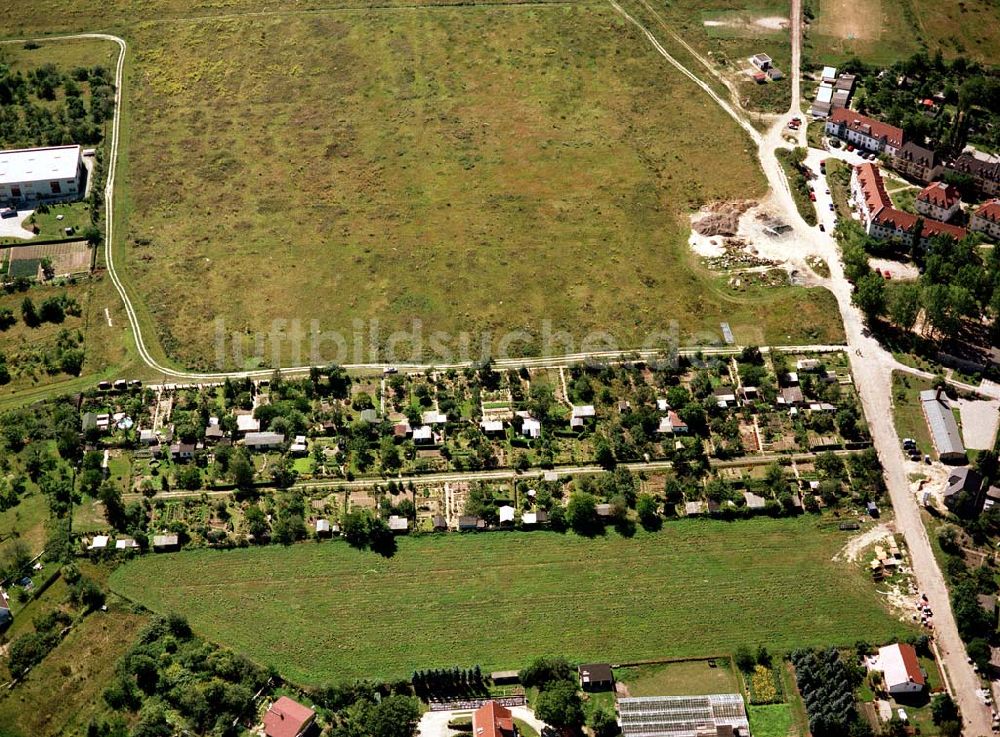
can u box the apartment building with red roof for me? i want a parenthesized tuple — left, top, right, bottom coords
(826, 108, 904, 155)
(915, 181, 962, 222)
(971, 199, 1000, 241)
(851, 163, 967, 247)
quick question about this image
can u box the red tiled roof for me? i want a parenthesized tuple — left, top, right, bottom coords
(873, 207, 917, 230)
(974, 199, 1000, 223)
(898, 643, 926, 686)
(921, 219, 967, 240)
(473, 701, 516, 737)
(264, 697, 315, 737)
(917, 181, 960, 208)
(856, 162, 892, 214)
(830, 108, 904, 147)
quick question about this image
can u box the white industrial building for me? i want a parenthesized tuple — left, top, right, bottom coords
(0, 145, 84, 201)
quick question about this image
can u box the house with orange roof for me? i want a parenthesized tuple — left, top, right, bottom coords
(473, 701, 519, 737)
(971, 199, 1000, 241)
(915, 181, 962, 222)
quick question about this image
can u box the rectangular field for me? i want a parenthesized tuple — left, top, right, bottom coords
(111, 3, 847, 370)
(109, 517, 911, 686)
(4, 239, 93, 276)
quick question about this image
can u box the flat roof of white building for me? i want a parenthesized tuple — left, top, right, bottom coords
(0, 145, 81, 185)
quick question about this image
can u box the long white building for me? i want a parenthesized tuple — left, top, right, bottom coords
(0, 145, 84, 201)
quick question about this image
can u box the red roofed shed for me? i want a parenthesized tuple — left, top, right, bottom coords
(264, 696, 316, 737)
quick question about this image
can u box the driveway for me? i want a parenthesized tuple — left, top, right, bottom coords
(417, 706, 548, 737)
(0, 209, 35, 239)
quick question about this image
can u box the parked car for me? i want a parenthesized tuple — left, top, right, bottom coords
(0, 207, 16, 219)
(846, 144, 854, 152)
(818, 223, 825, 232)
(829, 203, 835, 211)
(809, 192, 816, 201)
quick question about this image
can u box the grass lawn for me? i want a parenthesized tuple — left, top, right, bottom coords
(110, 517, 911, 686)
(0, 490, 49, 559)
(891, 371, 936, 460)
(616, 659, 739, 696)
(0, 607, 148, 737)
(16, 202, 93, 243)
(748, 703, 795, 737)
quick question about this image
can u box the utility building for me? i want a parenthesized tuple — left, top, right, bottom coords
(0, 145, 84, 201)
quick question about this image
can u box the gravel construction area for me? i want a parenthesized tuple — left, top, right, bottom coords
(957, 398, 1000, 450)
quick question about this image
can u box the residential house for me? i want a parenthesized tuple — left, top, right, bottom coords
(714, 389, 737, 408)
(472, 701, 517, 737)
(944, 466, 983, 511)
(779, 386, 804, 405)
(422, 410, 448, 425)
(387, 515, 410, 533)
(499, 505, 515, 526)
(970, 199, 1000, 241)
(872, 643, 925, 696)
(458, 515, 484, 531)
(796, 358, 820, 371)
(595, 503, 613, 518)
(892, 141, 943, 183)
(290, 435, 308, 455)
(579, 663, 615, 691)
(263, 696, 316, 737)
(236, 413, 260, 434)
(88, 535, 109, 550)
(139, 428, 156, 444)
(521, 417, 541, 439)
(412, 426, 434, 444)
(821, 66, 837, 83)
(204, 421, 225, 443)
(949, 153, 1000, 197)
(244, 431, 285, 450)
(432, 515, 448, 531)
(744, 491, 767, 511)
(152, 534, 179, 552)
(115, 538, 139, 550)
(393, 422, 411, 439)
(170, 442, 195, 461)
(919, 389, 966, 464)
(315, 519, 332, 537)
(915, 181, 961, 222)
(751, 53, 772, 71)
(522, 510, 548, 526)
(825, 108, 904, 155)
(481, 419, 504, 435)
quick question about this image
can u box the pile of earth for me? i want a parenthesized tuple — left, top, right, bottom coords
(692, 200, 756, 237)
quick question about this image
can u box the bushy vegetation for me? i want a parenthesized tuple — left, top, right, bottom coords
(844, 51, 1000, 155)
(0, 59, 113, 148)
(789, 648, 867, 737)
(839, 218, 1000, 342)
(100, 614, 270, 737)
(776, 147, 818, 226)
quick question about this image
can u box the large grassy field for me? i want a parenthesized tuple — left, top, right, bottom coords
(110, 517, 911, 686)
(809, 0, 1000, 66)
(6, 0, 846, 374)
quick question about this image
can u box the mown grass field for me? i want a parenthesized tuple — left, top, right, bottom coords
(110, 518, 911, 686)
(616, 660, 740, 696)
(0, 607, 148, 737)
